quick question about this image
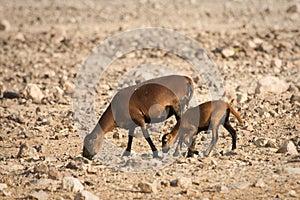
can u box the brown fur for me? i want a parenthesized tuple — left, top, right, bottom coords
(162, 100, 244, 157)
(83, 75, 194, 159)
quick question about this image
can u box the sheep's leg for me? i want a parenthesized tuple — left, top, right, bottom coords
(141, 127, 159, 158)
(122, 128, 135, 157)
(223, 121, 237, 150)
(204, 125, 219, 157)
(187, 135, 199, 157)
(173, 136, 183, 157)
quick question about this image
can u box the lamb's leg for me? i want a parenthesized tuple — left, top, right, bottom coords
(224, 121, 237, 150)
(122, 128, 135, 157)
(141, 127, 159, 158)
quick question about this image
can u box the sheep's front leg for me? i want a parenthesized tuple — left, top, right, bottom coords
(122, 128, 135, 157)
(141, 127, 159, 158)
(204, 126, 219, 157)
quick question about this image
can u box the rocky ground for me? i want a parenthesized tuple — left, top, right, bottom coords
(0, 0, 300, 199)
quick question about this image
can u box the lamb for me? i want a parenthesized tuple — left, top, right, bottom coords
(162, 100, 244, 157)
(82, 75, 194, 159)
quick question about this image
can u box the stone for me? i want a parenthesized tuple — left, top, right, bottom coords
(62, 177, 84, 192)
(0, 19, 11, 31)
(14, 32, 25, 42)
(25, 84, 44, 103)
(221, 48, 235, 58)
(214, 185, 229, 193)
(34, 164, 48, 174)
(228, 181, 250, 190)
(284, 167, 300, 175)
(186, 188, 199, 197)
(2, 91, 20, 99)
(236, 93, 248, 103)
(287, 4, 298, 13)
(138, 181, 158, 193)
(277, 141, 298, 155)
(290, 93, 300, 103)
(171, 177, 192, 189)
(63, 81, 74, 94)
(253, 137, 269, 147)
(254, 179, 266, 188)
(48, 167, 61, 180)
(0, 183, 7, 191)
(289, 190, 296, 197)
(28, 191, 49, 200)
(271, 58, 282, 68)
(75, 190, 99, 200)
(16, 143, 37, 158)
(255, 76, 289, 94)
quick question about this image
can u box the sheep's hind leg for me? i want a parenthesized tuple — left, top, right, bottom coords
(122, 128, 135, 157)
(141, 127, 160, 158)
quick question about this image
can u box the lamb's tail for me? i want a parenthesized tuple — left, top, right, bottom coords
(227, 103, 244, 125)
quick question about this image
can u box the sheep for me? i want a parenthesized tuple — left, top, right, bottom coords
(162, 100, 244, 157)
(82, 75, 194, 159)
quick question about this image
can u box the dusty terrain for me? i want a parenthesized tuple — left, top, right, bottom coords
(0, 0, 300, 199)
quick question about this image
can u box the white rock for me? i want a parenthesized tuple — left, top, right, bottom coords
(271, 58, 282, 68)
(214, 185, 229, 193)
(75, 190, 99, 200)
(228, 181, 250, 190)
(284, 167, 300, 175)
(25, 84, 44, 103)
(255, 76, 289, 94)
(62, 177, 84, 192)
(253, 138, 269, 147)
(16, 143, 37, 158)
(138, 181, 158, 193)
(221, 48, 235, 58)
(277, 141, 298, 155)
(289, 190, 297, 197)
(0, 19, 11, 31)
(0, 183, 7, 191)
(28, 191, 49, 200)
(177, 177, 192, 189)
(254, 179, 266, 188)
(236, 93, 248, 103)
(186, 188, 199, 197)
(14, 32, 25, 42)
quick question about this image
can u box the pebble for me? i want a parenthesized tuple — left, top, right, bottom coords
(138, 181, 158, 193)
(16, 143, 37, 158)
(277, 141, 298, 155)
(75, 190, 99, 200)
(2, 91, 20, 99)
(286, 4, 298, 13)
(214, 185, 229, 193)
(228, 181, 250, 190)
(62, 177, 84, 192)
(284, 167, 300, 175)
(236, 92, 248, 103)
(14, 32, 25, 42)
(290, 93, 300, 103)
(0, 183, 7, 191)
(171, 177, 192, 189)
(289, 190, 297, 197)
(0, 19, 11, 31)
(34, 164, 49, 174)
(186, 188, 199, 197)
(254, 178, 266, 188)
(48, 167, 61, 180)
(255, 76, 289, 94)
(221, 48, 235, 58)
(25, 84, 44, 103)
(271, 58, 282, 68)
(28, 190, 49, 200)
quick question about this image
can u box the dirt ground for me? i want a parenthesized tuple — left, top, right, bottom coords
(0, 0, 300, 199)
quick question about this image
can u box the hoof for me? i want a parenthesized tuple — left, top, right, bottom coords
(173, 150, 180, 157)
(187, 149, 199, 157)
(122, 150, 131, 157)
(152, 151, 159, 158)
(82, 146, 96, 160)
